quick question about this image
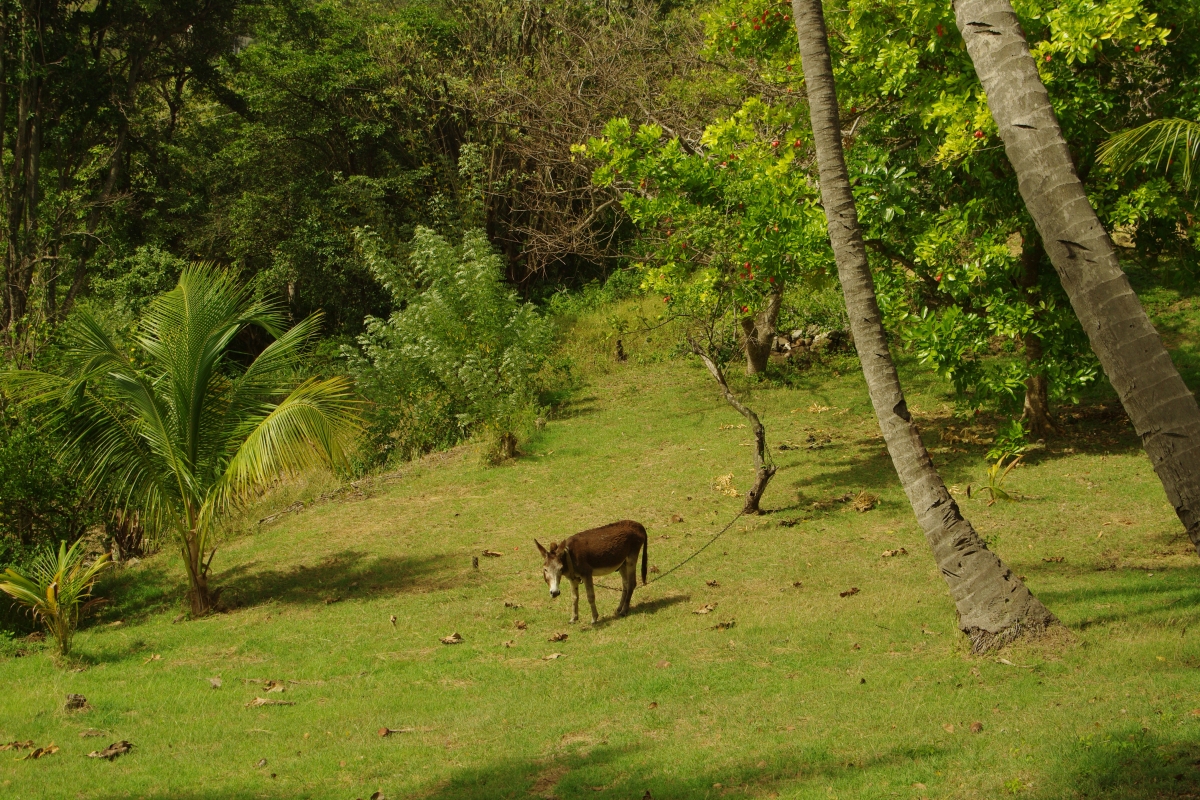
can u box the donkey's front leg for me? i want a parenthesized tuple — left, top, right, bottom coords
(569, 578, 580, 624)
(584, 575, 599, 623)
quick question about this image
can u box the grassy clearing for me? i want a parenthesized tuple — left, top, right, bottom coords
(2, 304, 1200, 799)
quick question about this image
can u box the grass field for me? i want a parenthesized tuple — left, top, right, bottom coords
(2, 304, 1200, 800)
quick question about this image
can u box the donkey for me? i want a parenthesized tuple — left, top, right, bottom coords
(535, 520, 648, 624)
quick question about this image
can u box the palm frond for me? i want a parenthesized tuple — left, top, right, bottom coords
(201, 376, 361, 529)
(1098, 118, 1200, 191)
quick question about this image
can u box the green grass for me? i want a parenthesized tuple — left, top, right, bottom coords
(3, 307, 1200, 799)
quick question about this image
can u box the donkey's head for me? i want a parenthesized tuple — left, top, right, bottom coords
(534, 539, 567, 598)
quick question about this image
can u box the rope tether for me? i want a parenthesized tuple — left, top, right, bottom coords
(592, 508, 747, 592)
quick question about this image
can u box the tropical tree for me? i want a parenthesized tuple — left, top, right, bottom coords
(1, 266, 361, 615)
(791, 0, 1057, 651)
(0, 538, 110, 657)
(955, 0, 1200, 558)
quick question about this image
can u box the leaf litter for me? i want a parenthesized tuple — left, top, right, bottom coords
(87, 741, 134, 761)
(246, 698, 295, 708)
(23, 744, 59, 760)
(440, 632, 463, 645)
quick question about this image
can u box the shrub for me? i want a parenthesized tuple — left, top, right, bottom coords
(348, 227, 554, 464)
(0, 539, 111, 656)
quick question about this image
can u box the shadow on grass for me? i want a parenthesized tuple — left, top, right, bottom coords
(215, 549, 458, 610)
(585, 593, 692, 629)
(1032, 725, 1200, 800)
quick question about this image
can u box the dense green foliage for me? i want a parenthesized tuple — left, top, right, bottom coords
(0, 538, 110, 656)
(0, 0, 1197, 603)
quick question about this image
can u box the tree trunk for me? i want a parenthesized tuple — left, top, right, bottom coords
(792, 0, 1057, 651)
(1019, 237, 1055, 437)
(956, 0, 1200, 556)
(689, 338, 777, 514)
(741, 286, 782, 376)
(183, 536, 218, 616)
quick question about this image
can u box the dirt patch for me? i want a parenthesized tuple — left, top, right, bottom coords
(529, 765, 568, 798)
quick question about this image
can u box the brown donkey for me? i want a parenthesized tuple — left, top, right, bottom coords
(535, 520, 648, 623)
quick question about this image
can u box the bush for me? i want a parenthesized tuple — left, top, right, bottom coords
(348, 227, 554, 465)
(0, 538, 110, 657)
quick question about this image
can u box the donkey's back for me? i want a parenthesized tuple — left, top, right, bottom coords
(568, 520, 648, 581)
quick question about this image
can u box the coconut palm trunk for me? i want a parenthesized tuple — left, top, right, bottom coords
(791, 0, 1056, 650)
(955, 0, 1200, 557)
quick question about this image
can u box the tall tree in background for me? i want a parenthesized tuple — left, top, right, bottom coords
(955, 0, 1200, 557)
(791, 0, 1056, 651)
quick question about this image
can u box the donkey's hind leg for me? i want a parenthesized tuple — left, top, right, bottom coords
(616, 558, 636, 617)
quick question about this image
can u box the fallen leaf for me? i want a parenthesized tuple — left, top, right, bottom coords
(256, 758, 268, 768)
(712, 620, 736, 631)
(504, 602, 522, 609)
(389, 615, 397, 627)
(208, 678, 223, 689)
(670, 514, 684, 523)
(371, 792, 387, 800)
(439, 633, 463, 645)
(548, 632, 568, 643)
(0, 741, 34, 751)
(881, 548, 908, 558)
(1042, 556, 1064, 563)
(323, 596, 340, 605)
(643, 791, 653, 800)
(245, 698, 295, 708)
(970, 721, 983, 734)
(482, 550, 504, 558)
(792, 581, 802, 588)
(378, 727, 413, 737)
(995, 658, 1034, 668)
(515, 620, 527, 630)
(78, 730, 106, 739)
(87, 741, 133, 761)
(693, 603, 716, 615)
(263, 681, 286, 693)
(1189, 709, 1200, 717)
(943, 723, 955, 733)
(648, 702, 658, 709)
(851, 491, 877, 512)
(839, 587, 860, 597)
(921, 628, 940, 636)
(649, 565, 660, 574)
(706, 580, 720, 587)
(64, 694, 90, 711)
(912, 783, 926, 790)
(851, 643, 861, 650)
(543, 653, 565, 661)
(23, 744, 59, 760)
(142, 654, 161, 665)
(656, 660, 671, 668)
(502, 640, 515, 648)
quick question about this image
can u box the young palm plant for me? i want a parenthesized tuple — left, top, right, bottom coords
(0, 539, 111, 656)
(1099, 118, 1200, 192)
(2, 266, 360, 615)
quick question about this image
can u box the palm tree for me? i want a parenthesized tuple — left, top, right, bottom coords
(2, 266, 360, 615)
(955, 0, 1200, 558)
(791, 0, 1056, 651)
(1099, 117, 1200, 192)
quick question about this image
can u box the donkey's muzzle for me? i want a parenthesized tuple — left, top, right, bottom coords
(549, 589, 560, 599)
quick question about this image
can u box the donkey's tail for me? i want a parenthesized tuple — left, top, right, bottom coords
(641, 531, 648, 586)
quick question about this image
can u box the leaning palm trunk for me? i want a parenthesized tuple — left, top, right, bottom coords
(956, 0, 1200, 557)
(792, 0, 1056, 651)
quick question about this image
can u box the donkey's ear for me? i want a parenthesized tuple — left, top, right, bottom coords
(534, 539, 548, 558)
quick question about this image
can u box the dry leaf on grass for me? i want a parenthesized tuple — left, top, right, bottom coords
(378, 727, 414, 737)
(792, 581, 802, 588)
(881, 548, 908, 558)
(389, 615, 397, 627)
(64, 694, 90, 711)
(649, 565, 660, 574)
(245, 698, 295, 708)
(970, 721, 984, 733)
(370, 792, 387, 800)
(88, 741, 133, 761)
(23, 744, 59, 760)
(439, 633, 463, 645)
(502, 640, 515, 648)
(78, 730, 106, 739)
(323, 596, 341, 605)
(712, 620, 736, 631)
(548, 632, 568, 642)
(0, 741, 34, 751)
(543, 653, 565, 661)
(648, 702, 658, 709)
(656, 660, 671, 668)
(670, 514, 684, 523)
(839, 587, 860, 598)
(208, 678, 223, 689)
(712, 474, 740, 497)
(504, 601, 522, 609)
(482, 550, 504, 558)
(852, 491, 878, 512)
(142, 654, 161, 664)
(912, 783, 927, 790)
(851, 643, 861, 650)
(943, 723, 955, 733)
(515, 620, 527, 630)
(1042, 556, 1064, 563)
(693, 603, 716, 615)
(706, 580, 720, 587)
